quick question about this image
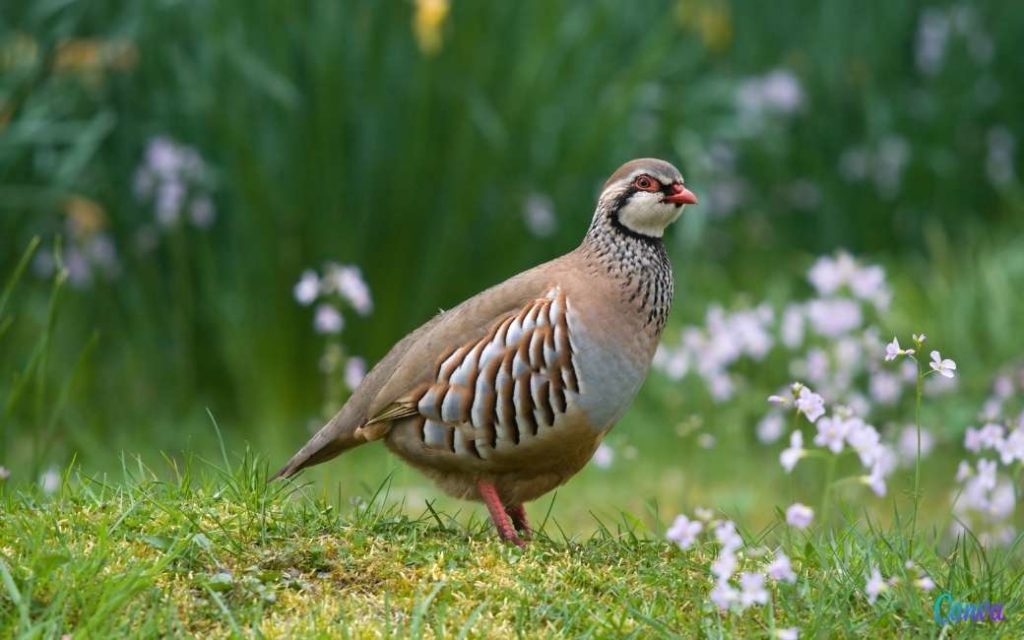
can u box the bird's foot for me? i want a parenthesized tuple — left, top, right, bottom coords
(477, 480, 526, 548)
(505, 503, 532, 539)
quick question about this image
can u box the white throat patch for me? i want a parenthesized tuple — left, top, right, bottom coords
(616, 192, 684, 238)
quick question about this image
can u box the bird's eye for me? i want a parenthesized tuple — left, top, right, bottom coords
(634, 175, 657, 191)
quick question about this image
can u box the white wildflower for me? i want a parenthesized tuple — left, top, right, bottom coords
(896, 426, 935, 465)
(738, 572, 769, 609)
(709, 580, 739, 611)
(785, 503, 814, 530)
(928, 350, 956, 378)
(523, 192, 557, 238)
(813, 414, 849, 454)
(313, 304, 344, 334)
(714, 520, 743, 552)
(884, 337, 914, 362)
(591, 442, 614, 469)
(865, 566, 888, 604)
(915, 576, 935, 591)
(39, 468, 60, 495)
(862, 462, 888, 497)
(757, 412, 785, 444)
(767, 551, 797, 584)
(327, 264, 373, 316)
(1000, 427, 1024, 466)
(806, 298, 862, 338)
(344, 357, 366, 391)
(795, 386, 825, 423)
(293, 270, 320, 306)
(780, 430, 807, 473)
(666, 514, 703, 550)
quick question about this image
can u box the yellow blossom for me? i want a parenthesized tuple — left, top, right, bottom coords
(413, 0, 450, 56)
(64, 196, 107, 237)
(675, 0, 733, 53)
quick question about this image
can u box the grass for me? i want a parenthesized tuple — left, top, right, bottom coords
(1, 451, 1022, 638)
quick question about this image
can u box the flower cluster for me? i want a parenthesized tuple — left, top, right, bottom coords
(950, 364, 1024, 545)
(133, 136, 216, 230)
(864, 562, 935, 606)
(295, 263, 373, 416)
(657, 253, 960, 492)
(772, 383, 900, 497)
(654, 304, 774, 401)
(294, 263, 373, 335)
(655, 252, 911, 412)
(666, 509, 802, 638)
(774, 333, 958, 501)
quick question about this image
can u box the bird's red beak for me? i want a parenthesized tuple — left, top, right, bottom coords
(664, 183, 698, 205)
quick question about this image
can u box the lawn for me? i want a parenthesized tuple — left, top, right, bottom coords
(3, 453, 1021, 638)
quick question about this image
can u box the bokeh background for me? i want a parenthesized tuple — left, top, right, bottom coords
(2, 1, 1022, 534)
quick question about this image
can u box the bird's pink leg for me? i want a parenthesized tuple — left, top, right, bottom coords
(505, 503, 531, 538)
(476, 480, 525, 547)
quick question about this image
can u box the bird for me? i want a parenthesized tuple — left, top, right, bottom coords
(274, 158, 697, 547)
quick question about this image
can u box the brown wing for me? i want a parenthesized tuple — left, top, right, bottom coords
(273, 253, 577, 479)
(360, 287, 579, 459)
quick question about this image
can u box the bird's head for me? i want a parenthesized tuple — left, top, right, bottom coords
(595, 158, 697, 239)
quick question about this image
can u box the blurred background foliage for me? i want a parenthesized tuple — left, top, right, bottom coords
(1, 0, 1022, 527)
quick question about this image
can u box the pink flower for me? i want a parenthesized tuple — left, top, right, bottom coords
(813, 414, 848, 453)
(861, 463, 888, 497)
(714, 520, 743, 552)
(294, 270, 320, 306)
(795, 386, 825, 423)
(326, 264, 374, 316)
(344, 357, 366, 391)
(915, 576, 935, 591)
(757, 412, 785, 444)
(711, 553, 738, 582)
(739, 572, 769, 609)
(785, 503, 814, 529)
(768, 551, 797, 583)
(884, 337, 914, 362)
(869, 371, 902, 405)
(1001, 428, 1024, 465)
(780, 430, 807, 473)
(955, 460, 972, 482)
(896, 426, 934, 465)
(666, 514, 703, 550)
(709, 580, 739, 611)
(865, 566, 888, 604)
(314, 304, 344, 334)
(591, 443, 614, 469)
(929, 350, 957, 378)
(806, 298, 863, 338)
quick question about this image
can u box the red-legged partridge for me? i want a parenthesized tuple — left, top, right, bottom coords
(275, 158, 697, 546)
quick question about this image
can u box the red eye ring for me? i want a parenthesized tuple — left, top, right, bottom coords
(634, 175, 657, 191)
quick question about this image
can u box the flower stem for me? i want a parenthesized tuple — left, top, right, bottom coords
(910, 357, 924, 556)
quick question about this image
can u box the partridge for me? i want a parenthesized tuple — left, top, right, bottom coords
(274, 158, 697, 546)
